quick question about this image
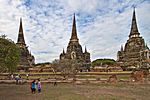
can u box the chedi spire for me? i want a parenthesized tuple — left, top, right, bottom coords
(70, 14, 79, 42)
(129, 8, 140, 38)
(17, 18, 26, 45)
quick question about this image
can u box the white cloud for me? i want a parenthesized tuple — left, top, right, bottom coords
(0, 0, 150, 63)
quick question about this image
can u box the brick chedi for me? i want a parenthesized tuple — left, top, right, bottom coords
(16, 18, 35, 71)
(60, 14, 91, 71)
(117, 8, 150, 70)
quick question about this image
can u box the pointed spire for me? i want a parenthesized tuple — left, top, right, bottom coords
(121, 45, 123, 51)
(29, 50, 31, 55)
(17, 18, 25, 45)
(129, 7, 140, 38)
(63, 48, 65, 54)
(145, 43, 149, 50)
(70, 13, 78, 42)
(85, 46, 87, 53)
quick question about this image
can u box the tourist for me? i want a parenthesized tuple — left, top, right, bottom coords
(26, 74, 29, 80)
(54, 81, 57, 86)
(37, 79, 41, 93)
(54, 77, 57, 86)
(18, 74, 22, 84)
(15, 75, 19, 84)
(31, 80, 36, 94)
(11, 74, 14, 80)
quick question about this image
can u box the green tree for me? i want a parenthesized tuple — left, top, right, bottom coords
(92, 58, 116, 67)
(0, 36, 20, 73)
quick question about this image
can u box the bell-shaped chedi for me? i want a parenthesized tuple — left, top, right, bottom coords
(117, 8, 150, 70)
(60, 14, 91, 71)
(16, 18, 35, 71)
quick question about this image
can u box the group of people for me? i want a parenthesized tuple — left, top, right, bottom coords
(31, 79, 41, 94)
(10, 74, 22, 84)
(15, 74, 22, 84)
(10, 74, 29, 84)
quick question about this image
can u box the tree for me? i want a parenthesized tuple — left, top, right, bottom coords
(0, 36, 20, 73)
(92, 58, 116, 67)
(51, 59, 60, 73)
(60, 59, 80, 80)
(51, 59, 80, 80)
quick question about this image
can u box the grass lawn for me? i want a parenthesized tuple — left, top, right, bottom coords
(0, 83, 150, 100)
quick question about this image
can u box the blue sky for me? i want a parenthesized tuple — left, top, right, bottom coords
(0, 0, 150, 63)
